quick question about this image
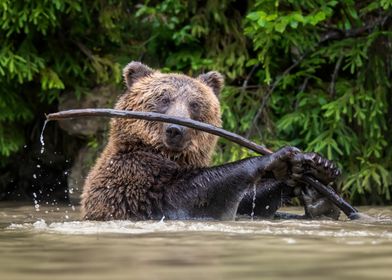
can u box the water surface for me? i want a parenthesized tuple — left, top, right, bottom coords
(1, 202, 392, 280)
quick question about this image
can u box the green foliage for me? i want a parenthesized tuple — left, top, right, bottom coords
(1, 0, 391, 204)
(0, 0, 138, 159)
(244, 0, 392, 203)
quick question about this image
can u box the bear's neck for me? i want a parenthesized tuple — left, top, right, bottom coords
(108, 136, 211, 169)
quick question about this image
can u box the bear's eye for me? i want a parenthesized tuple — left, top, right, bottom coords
(161, 97, 170, 105)
(190, 102, 200, 112)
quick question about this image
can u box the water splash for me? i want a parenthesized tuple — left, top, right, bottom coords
(40, 120, 48, 154)
(250, 183, 257, 221)
(32, 192, 40, 212)
(6, 219, 392, 239)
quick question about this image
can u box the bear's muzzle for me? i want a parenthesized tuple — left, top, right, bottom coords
(164, 124, 190, 152)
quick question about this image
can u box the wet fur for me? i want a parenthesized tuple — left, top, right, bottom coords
(82, 64, 222, 219)
(81, 62, 340, 221)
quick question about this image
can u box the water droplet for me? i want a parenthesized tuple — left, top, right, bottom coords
(36, 164, 41, 168)
(33, 174, 37, 179)
(40, 120, 48, 154)
(251, 184, 257, 221)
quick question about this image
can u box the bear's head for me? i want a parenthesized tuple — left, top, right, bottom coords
(109, 62, 224, 168)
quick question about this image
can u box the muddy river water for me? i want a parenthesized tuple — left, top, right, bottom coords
(1, 202, 391, 280)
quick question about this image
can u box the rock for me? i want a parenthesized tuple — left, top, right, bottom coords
(58, 85, 121, 204)
(58, 85, 120, 138)
(67, 145, 104, 205)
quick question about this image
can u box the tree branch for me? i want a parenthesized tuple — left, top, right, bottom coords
(46, 108, 360, 220)
(245, 51, 307, 139)
(46, 108, 274, 155)
(245, 14, 390, 138)
(329, 54, 343, 98)
(241, 63, 259, 92)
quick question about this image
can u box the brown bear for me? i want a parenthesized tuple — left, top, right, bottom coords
(81, 62, 340, 221)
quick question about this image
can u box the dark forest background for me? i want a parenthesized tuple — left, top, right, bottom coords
(0, 0, 391, 205)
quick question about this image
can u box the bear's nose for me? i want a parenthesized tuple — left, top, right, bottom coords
(165, 124, 184, 140)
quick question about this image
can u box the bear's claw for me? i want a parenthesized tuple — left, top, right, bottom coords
(301, 185, 340, 220)
(293, 152, 341, 185)
(292, 152, 341, 220)
(266, 147, 341, 187)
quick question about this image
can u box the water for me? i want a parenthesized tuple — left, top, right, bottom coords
(1, 203, 392, 280)
(39, 120, 48, 154)
(250, 183, 257, 221)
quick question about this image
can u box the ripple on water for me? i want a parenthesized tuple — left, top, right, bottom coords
(6, 218, 392, 240)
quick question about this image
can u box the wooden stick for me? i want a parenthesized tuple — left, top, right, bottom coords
(47, 109, 274, 155)
(46, 108, 359, 220)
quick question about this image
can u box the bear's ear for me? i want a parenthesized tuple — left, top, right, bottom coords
(123, 61, 154, 89)
(197, 71, 224, 97)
